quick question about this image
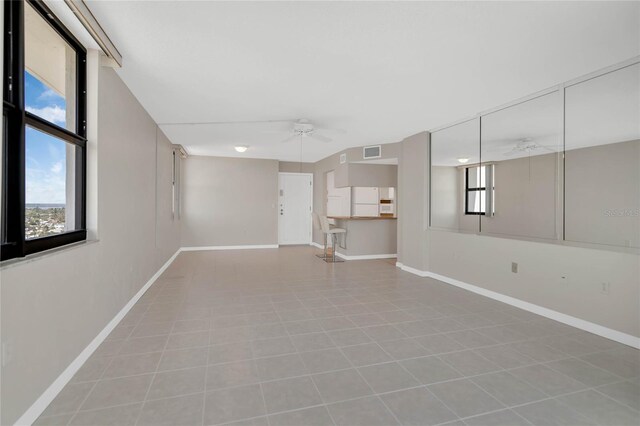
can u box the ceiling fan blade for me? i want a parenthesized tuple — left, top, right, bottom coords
(159, 119, 297, 126)
(308, 133, 332, 143)
(316, 127, 346, 134)
(280, 135, 299, 143)
(262, 130, 291, 134)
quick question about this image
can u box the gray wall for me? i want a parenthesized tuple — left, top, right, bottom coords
(430, 166, 460, 230)
(0, 66, 181, 425)
(333, 218, 397, 256)
(279, 161, 315, 174)
(181, 156, 278, 247)
(480, 154, 558, 240)
(335, 163, 398, 188)
(397, 132, 428, 271)
(566, 139, 640, 248)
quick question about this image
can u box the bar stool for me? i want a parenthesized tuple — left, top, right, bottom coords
(312, 212, 329, 260)
(319, 214, 346, 263)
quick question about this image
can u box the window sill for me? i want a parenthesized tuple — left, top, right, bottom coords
(0, 239, 99, 270)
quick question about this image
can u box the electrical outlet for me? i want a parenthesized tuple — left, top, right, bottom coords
(601, 282, 611, 295)
(511, 262, 518, 273)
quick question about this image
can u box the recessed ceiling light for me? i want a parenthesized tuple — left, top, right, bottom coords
(235, 145, 249, 153)
(457, 157, 469, 164)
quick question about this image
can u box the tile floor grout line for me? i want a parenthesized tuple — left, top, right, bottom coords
(132, 324, 173, 426)
(333, 335, 404, 425)
(257, 382, 272, 426)
(590, 386, 640, 414)
(375, 338, 464, 424)
(307, 368, 339, 426)
(63, 339, 121, 425)
(47, 375, 617, 426)
(71, 342, 607, 398)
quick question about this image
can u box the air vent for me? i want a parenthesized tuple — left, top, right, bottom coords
(363, 145, 381, 159)
(340, 153, 347, 164)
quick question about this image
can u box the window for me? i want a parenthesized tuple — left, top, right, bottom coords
(2, 0, 86, 260)
(465, 166, 486, 215)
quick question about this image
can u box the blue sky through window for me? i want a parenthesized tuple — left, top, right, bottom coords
(25, 71, 68, 205)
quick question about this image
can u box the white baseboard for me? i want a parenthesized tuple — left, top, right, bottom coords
(335, 252, 397, 260)
(312, 242, 396, 261)
(181, 244, 278, 251)
(15, 249, 182, 426)
(395, 262, 640, 349)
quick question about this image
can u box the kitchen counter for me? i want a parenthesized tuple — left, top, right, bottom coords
(328, 216, 397, 258)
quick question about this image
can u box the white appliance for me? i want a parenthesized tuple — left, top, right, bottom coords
(352, 187, 379, 217)
(379, 203, 394, 214)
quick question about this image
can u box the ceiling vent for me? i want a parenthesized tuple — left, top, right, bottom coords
(363, 145, 381, 159)
(340, 153, 347, 164)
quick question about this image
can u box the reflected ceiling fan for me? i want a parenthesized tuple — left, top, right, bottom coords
(274, 118, 345, 144)
(503, 138, 555, 157)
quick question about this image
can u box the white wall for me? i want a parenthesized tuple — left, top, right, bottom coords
(180, 156, 278, 247)
(0, 65, 181, 425)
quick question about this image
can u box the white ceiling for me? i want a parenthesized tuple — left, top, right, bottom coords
(86, 1, 640, 162)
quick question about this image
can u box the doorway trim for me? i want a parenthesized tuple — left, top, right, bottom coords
(278, 172, 314, 245)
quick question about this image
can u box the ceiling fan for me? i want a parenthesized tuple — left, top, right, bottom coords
(503, 138, 556, 157)
(275, 118, 345, 144)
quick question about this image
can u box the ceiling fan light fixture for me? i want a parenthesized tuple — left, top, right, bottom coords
(234, 145, 249, 153)
(457, 157, 470, 164)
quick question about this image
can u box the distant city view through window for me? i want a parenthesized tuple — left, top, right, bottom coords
(25, 71, 71, 239)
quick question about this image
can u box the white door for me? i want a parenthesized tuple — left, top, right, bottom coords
(278, 173, 313, 245)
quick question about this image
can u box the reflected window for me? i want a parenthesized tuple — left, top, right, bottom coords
(430, 118, 480, 232)
(479, 91, 561, 240)
(465, 166, 486, 215)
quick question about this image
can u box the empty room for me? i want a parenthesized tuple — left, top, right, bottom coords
(1, 1, 639, 425)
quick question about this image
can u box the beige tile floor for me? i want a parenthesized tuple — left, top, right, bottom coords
(35, 247, 639, 426)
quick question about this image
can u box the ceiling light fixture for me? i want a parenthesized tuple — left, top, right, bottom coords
(457, 158, 469, 164)
(234, 145, 249, 153)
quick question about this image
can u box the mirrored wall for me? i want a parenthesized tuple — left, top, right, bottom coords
(429, 60, 640, 250)
(565, 63, 640, 248)
(480, 91, 562, 240)
(430, 118, 480, 233)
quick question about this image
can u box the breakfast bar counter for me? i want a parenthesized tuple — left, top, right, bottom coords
(328, 216, 397, 258)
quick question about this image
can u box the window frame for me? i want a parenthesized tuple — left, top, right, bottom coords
(2, 0, 87, 261)
(464, 166, 486, 216)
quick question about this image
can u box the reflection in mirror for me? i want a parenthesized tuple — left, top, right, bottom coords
(565, 64, 640, 248)
(480, 92, 561, 239)
(430, 118, 480, 232)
